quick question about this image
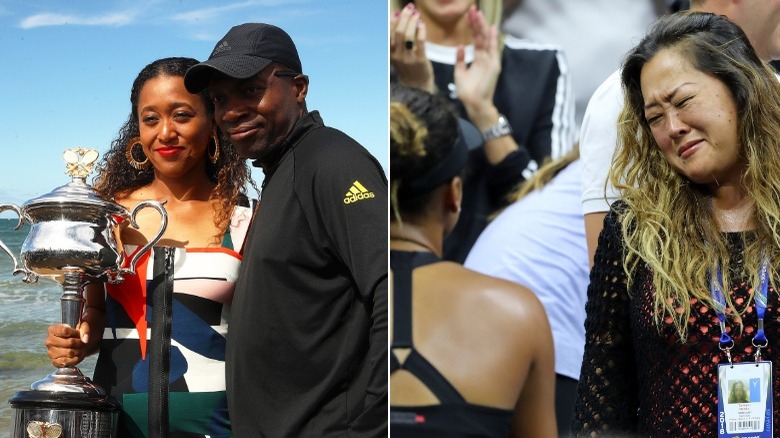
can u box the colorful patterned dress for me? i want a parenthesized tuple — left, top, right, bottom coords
(93, 205, 252, 437)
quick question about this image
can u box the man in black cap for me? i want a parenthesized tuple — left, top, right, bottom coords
(184, 23, 387, 437)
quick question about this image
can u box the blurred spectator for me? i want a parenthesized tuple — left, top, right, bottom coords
(391, 0, 575, 263)
(502, 0, 674, 131)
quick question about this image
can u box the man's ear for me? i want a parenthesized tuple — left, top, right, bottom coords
(294, 75, 309, 103)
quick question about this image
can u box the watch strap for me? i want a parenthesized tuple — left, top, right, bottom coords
(481, 114, 512, 141)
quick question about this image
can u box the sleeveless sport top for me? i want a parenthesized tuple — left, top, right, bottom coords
(390, 250, 514, 437)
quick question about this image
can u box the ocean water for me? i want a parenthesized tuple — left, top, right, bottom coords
(0, 218, 97, 433)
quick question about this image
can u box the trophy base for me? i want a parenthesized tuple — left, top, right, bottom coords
(9, 391, 119, 438)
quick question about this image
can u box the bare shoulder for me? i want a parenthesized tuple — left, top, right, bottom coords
(431, 262, 548, 330)
(413, 261, 552, 406)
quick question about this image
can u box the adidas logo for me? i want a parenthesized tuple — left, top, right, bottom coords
(343, 180, 375, 204)
(212, 40, 231, 56)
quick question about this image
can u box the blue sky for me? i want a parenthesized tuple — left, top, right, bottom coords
(0, 0, 388, 211)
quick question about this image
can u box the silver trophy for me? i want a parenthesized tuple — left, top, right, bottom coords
(0, 148, 168, 437)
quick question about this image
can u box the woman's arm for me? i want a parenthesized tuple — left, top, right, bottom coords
(571, 209, 639, 435)
(454, 6, 511, 166)
(509, 292, 557, 437)
(473, 35, 575, 205)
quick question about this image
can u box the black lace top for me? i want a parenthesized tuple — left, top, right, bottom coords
(572, 206, 780, 437)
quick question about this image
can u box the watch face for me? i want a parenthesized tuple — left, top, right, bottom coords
(497, 116, 511, 133)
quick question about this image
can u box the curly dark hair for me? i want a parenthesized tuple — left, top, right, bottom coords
(92, 57, 253, 239)
(390, 83, 459, 219)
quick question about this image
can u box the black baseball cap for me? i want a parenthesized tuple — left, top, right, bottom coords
(184, 23, 303, 93)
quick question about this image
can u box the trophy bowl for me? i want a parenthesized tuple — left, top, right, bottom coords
(0, 148, 168, 437)
(0, 148, 167, 285)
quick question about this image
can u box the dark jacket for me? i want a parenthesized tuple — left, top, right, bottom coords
(227, 111, 388, 437)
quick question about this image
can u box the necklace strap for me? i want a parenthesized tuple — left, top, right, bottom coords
(710, 255, 770, 361)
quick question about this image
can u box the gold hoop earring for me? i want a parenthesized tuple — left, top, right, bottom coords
(209, 135, 220, 164)
(125, 137, 150, 170)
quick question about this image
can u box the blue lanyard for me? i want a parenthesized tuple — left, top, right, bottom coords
(710, 257, 770, 363)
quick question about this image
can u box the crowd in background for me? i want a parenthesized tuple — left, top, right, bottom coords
(390, 0, 780, 436)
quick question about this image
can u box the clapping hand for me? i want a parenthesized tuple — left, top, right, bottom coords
(454, 4, 502, 129)
(390, 2, 436, 93)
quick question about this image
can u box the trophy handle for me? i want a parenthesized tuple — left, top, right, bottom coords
(117, 200, 168, 280)
(0, 203, 37, 283)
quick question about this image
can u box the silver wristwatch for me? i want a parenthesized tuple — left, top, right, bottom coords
(481, 114, 512, 141)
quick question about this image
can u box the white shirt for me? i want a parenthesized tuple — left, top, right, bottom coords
(580, 69, 622, 215)
(465, 160, 589, 380)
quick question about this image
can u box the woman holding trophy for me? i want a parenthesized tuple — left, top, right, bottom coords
(44, 57, 254, 436)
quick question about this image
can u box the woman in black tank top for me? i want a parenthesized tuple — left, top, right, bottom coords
(389, 84, 557, 437)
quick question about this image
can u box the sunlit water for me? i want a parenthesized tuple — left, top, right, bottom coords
(0, 219, 97, 433)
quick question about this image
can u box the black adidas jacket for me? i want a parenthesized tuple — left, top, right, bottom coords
(226, 111, 388, 437)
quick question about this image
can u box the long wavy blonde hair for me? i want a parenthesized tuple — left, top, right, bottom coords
(612, 12, 780, 339)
